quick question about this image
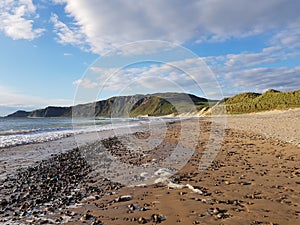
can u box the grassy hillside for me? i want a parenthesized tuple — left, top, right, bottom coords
(6, 90, 299, 118)
(149, 92, 213, 113)
(7, 92, 211, 118)
(130, 96, 176, 116)
(225, 89, 300, 114)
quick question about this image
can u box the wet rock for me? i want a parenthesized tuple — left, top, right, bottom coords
(0, 199, 8, 207)
(0, 147, 122, 223)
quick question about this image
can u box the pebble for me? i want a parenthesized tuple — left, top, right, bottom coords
(0, 147, 122, 224)
(151, 213, 166, 223)
(138, 217, 147, 224)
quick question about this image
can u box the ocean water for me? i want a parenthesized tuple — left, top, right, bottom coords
(0, 117, 142, 149)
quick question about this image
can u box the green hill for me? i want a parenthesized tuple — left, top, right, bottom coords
(130, 96, 176, 116)
(7, 90, 298, 118)
(224, 89, 300, 114)
(6, 92, 212, 118)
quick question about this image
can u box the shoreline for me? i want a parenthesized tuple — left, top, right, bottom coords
(0, 123, 156, 181)
(0, 111, 299, 224)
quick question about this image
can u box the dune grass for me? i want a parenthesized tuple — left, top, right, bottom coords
(224, 89, 300, 114)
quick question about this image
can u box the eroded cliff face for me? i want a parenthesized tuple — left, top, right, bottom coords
(29, 106, 71, 117)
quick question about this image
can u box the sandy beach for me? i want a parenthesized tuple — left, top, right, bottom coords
(0, 109, 299, 225)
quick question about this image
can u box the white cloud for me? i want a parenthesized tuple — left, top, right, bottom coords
(0, 0, 44, 40)
(73, 79, 98, 89)
(204, 33, 300, 75)
(113, 41, 176, 56)
(223, 66, 300, 92)
(262, 46, 282, 53)
(0, 85, 73, 114)
(51, 0, 300, 55)
(201, 32, 300, 95)
(50, 13, 87, 50)
(225, 52, 277, 68)
(63, 52, 73, 56)
(270, 23, 300, 48)
(73, 57, 220, 99)
(51, 0, 65, 4)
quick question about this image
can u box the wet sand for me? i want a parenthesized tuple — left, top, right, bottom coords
(0, 110, 299, 225)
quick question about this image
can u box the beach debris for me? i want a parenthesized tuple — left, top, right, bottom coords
(186, 184, 203, 194)
(115, 195, 133, 202)
(166, 182, 203, 195)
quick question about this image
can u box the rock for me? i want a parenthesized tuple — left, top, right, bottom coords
(81, 212, 95, 221)
(116, 195, 132, 202)
(138, 217, 147, 224)
(213, 208, 220, 215)
(151, 213, 166, 223)
(216, 213, 225, 219)
(0, 199, 8, 207)
(0, 147, 123, 222)
(128, 204, 140, 211)
(91, 219, 104, 225)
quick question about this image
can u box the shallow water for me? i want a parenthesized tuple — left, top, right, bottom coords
(0, 117, 178, 180)
(0, 117, 145, 148)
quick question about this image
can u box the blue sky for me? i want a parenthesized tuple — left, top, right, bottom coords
(0, 0, 299, 116)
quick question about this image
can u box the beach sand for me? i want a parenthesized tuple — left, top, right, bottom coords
(0, 109, 299, 225)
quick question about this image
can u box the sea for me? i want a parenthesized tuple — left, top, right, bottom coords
(0, 117, 146, 149)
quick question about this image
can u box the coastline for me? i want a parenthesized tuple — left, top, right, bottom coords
(0, 110, 299, 224)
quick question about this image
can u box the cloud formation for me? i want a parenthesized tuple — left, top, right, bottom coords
(224, 66, 300, 93)
(0, 0, 44, 40)
(53, 0, 300, 54)
(74, 57, 221, 100)
(50, 13, 87, 50)
(0, 85, 73, 114)
(74, 47, 300, 99)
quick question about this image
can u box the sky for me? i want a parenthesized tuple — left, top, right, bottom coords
(0, 0, 300, 116)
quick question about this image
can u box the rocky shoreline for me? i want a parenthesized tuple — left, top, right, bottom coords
(0, 113, 299, 225)
(0, 146, 123, 224)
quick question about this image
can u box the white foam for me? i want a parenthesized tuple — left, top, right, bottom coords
(167, 182, 203, 194)
(155, 178, 203, 195)
(0, 122, 140, 149)
(154, 168, 172, 177)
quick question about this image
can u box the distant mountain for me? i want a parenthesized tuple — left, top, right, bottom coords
(29, 106, 71, 117)
(6, 92, 213, 118)
(5, 110, 31, 118)
(223, 89, 300, 114)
